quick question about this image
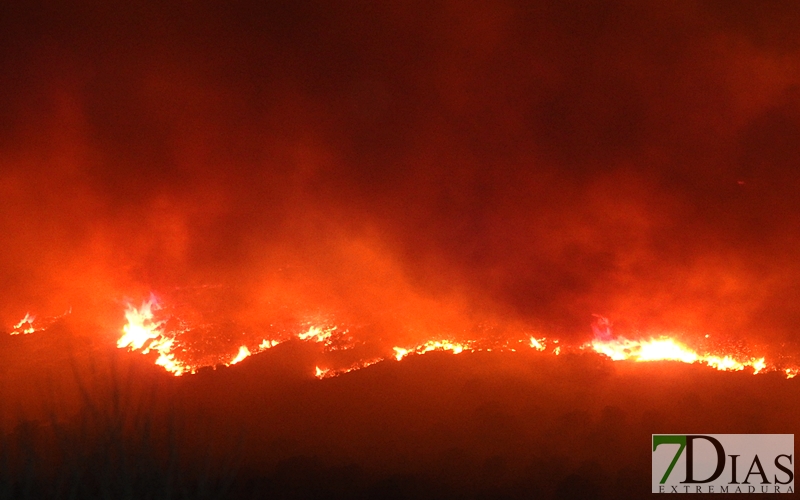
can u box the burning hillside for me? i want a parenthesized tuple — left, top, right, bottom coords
(2, 0, 800, 497)
(8, 294, 798, 381)
(111, 294, 800, 379)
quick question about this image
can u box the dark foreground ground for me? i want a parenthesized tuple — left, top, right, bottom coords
(0, 325, 797, 499)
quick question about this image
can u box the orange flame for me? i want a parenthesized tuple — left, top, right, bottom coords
(227, 345, 251, 366)
(11, 313, 36, 335)
(112, 299, 799, 380)
(314, 357, 384, 379)
(393, 340, 470, 361)
(9, 309, 70, 335)
(117, 298, 194, 376)
(298, 325, 336, 343)
(529, 337, 546, 351)
(258, 339, 282, 350)
(117, 299, 162, 350)
(589, 336, 769, 373)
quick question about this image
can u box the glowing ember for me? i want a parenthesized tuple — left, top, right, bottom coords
(529, 337, 546, 351)
(314, 358, 385, 379)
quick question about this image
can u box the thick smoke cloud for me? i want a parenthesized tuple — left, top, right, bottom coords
(2, 0, 800, 348)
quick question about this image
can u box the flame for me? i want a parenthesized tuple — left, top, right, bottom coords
(117, 298, 193, 376)
(586, 315, 783, 375)
(11, 313, 36, 335)
(116, 301, 355, 375)
(589, 337, 770, 373)
(393, 340, 470, 361)
(296, 324, 356, 351)
(9, 309, 70, 335)
(111, 299, 798, 379)
(117, 299, 162, 350)
(314, 357, 384, 379)
(298, 325, 336, 343)
(227, 345, 251, 366)
(258, 339, 281, 350)
(529, 337, 546, 351)
(150, 337, 193, 376)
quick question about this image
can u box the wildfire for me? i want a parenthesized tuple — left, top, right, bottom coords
(529, 337, 546, 351)
(259, 339, 282, 350)
(297, 324, 355, 351)
(109, 298, 799, 380)
(227, 345, 251, 365)
(314, 357, 385, 379)
(151, 337, 190, 376)
(8, 309, 71, 336)
(11, 313, 36, 335)
(117, 298, 194, 376)
(393, 340, 471, 361)
(116, 299, 352, 375)
(298, 325, 336, 343)
(117, 299, 162, 350)
(588, 324, 770, 374)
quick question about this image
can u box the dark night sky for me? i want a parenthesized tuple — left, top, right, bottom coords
(2, 0, 800, 348)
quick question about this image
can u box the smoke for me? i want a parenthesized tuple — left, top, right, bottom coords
(2, 0, 800, 348)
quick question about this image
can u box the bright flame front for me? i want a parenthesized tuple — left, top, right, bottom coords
(110, 298, 800, 380)
(117, 298, 193, 376)
(589, 336, 768, 373)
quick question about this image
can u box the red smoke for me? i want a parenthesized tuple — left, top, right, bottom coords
(2, 1, 800, 376)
